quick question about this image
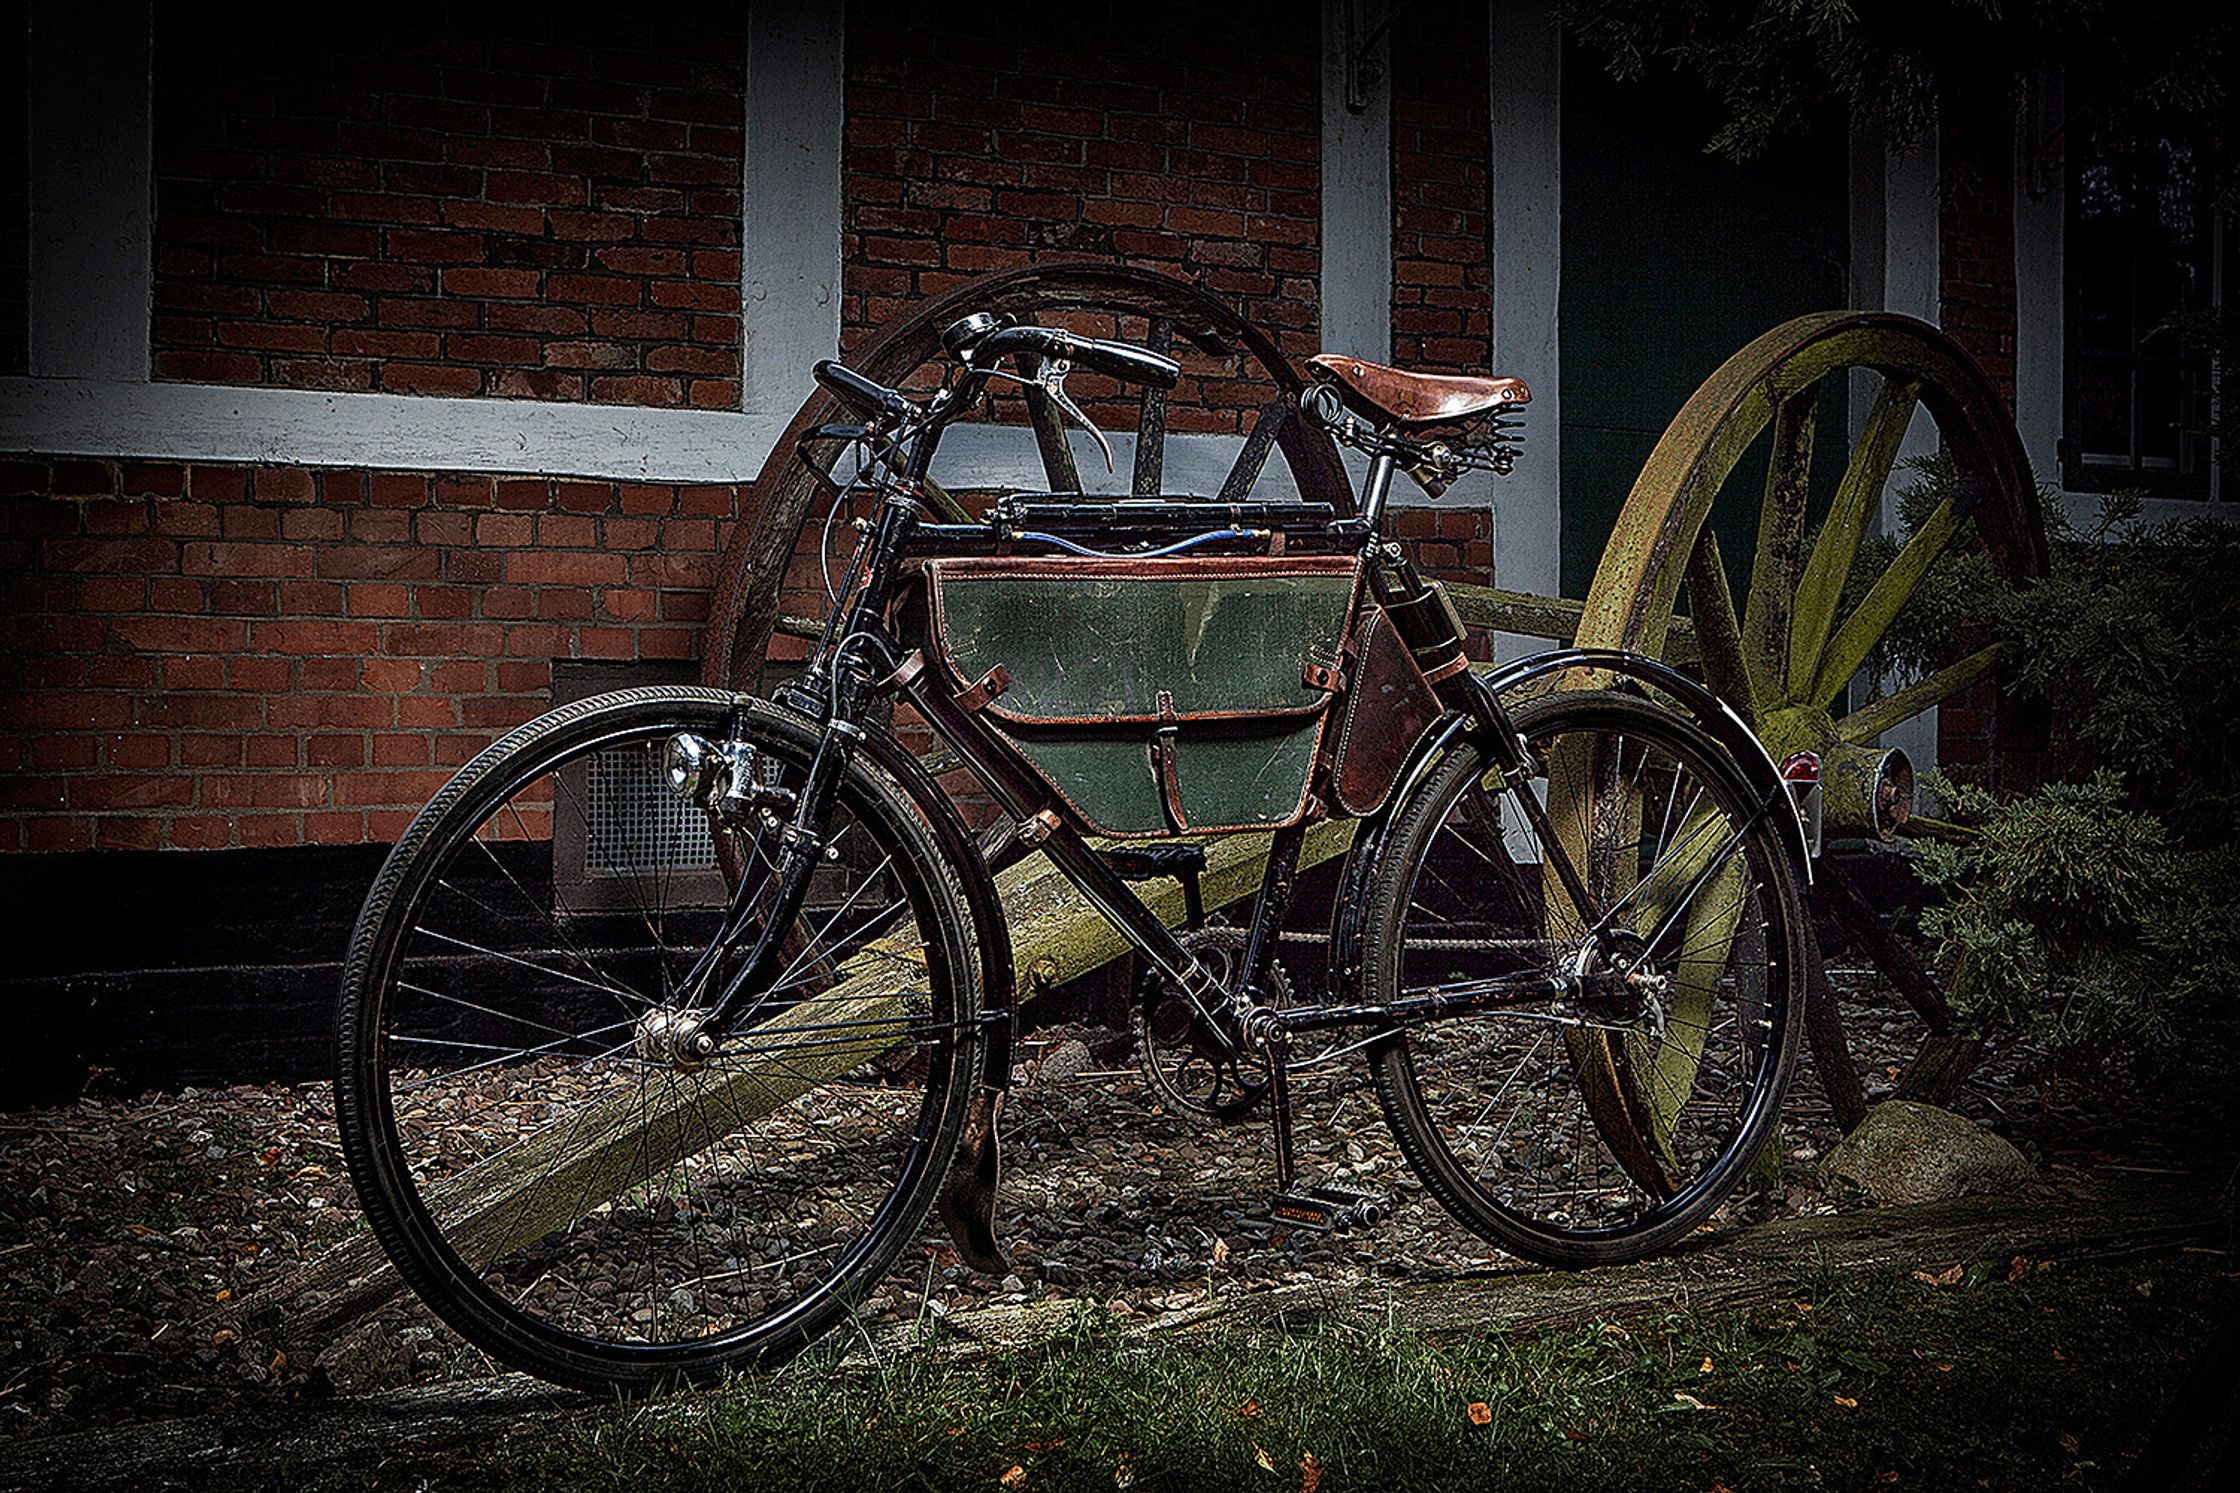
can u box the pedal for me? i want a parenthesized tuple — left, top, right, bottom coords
(1267, 1184, 1391, 1233)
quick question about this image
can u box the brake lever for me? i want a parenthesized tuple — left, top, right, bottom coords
(1033, 359, 1115, 474)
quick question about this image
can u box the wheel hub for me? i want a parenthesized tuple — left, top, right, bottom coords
(635, 1006, 716, 1070)
(1568, 930, 1670, 1034)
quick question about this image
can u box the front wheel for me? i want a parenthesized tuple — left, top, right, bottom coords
(335, 688, 982, 1391)
(1361, 688, 1806, 1267)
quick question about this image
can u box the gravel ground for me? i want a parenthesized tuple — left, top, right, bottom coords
(0, 967, 2216, 1446)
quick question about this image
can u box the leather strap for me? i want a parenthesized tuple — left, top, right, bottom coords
(877, 648, 928, 694)
(1151, 688, 1189, 833)
(951, 662, 1012, 713)
(1420, 650, 1472, 685)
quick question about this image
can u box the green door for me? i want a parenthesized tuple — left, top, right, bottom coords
(1558, 46, 1850, 599)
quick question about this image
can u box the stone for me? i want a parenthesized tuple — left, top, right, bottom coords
(1822, 1100, 2033, 1207)
(1033, 1039, 1094, 1085)
(312, 1318, 407, 1396)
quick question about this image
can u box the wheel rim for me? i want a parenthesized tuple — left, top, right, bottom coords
(354, 709, 970, 1367)
(703, 261, 1351, 697)
(1383, 697, 1792, 1243)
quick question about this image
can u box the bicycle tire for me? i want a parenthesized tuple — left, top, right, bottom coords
(1361, 688, 1806, 1266)
(335, 688, 981, 1391)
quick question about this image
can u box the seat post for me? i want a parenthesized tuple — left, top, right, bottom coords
(1357, 450, 1398, 531)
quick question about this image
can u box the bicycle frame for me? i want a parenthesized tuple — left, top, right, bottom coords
(682, 354, 1803, 1193)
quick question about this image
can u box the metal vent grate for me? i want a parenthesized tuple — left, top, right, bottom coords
(585, 740, 718, 875)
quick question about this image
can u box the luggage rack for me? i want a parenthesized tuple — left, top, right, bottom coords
(912, 496, 1349, 558)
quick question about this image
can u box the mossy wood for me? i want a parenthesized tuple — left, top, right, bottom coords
(245, 823, 1357, 1338)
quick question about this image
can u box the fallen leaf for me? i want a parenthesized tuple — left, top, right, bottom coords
(1235, 1399, 1261, 1420)
(212, 1288, 232, 1304)
(1466, 1401, 1492, 1425)
(1562, 1426, 1589, 1443)
(1114, 1459, 1136, 1490)
(266, 1350, 286, 1377)
(1911, 1264, 1964, 1288)
(1699, 1356, 1714, 1374)
(1000, 1465, 1027, 1489)
(1835, 1395, 1858, 1409)
(210, 1328, 239, 1348)
(1253, 1444, 1276, 1473)
(1935, 1362, 1953, 1373)
(2005, 1256, 2028, 1282)
(1793, 1300, 1815, 1313)
(1877, 1471, 1901, 1484)
(1300, 1451, 1322, 1493)
(1672, 1392, 1716, 1411)
(1212, 1238, 1230, 1266)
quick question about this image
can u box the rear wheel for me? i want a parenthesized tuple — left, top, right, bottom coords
(1362, 689, 1806, 1266)
(335, 688, 980, 1391)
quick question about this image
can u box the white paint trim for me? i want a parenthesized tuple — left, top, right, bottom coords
(741, 3, 846, 423)
(927, 427, 1268, 498)
(27, 0, 152, 381)
(2012, 107, 2066, 509)
(0, 375, 788, 480)
(1319, 0, 1391, 367)
(1878, 126, 1942, 779)
(1487, 0, 1561, 657)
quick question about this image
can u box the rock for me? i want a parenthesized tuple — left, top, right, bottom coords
(1822, 1100, 2033, 1206)
(312, 1318, 407, 1395)
(1033, 1040, 1094, 1085)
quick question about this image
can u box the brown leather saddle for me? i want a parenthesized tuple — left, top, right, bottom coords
(1306, 353, 1531, 427)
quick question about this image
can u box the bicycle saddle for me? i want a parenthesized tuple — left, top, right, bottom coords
(1306, 353, 1531, 427)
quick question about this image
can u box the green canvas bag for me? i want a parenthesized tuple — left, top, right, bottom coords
(913, 554, 1364, 838)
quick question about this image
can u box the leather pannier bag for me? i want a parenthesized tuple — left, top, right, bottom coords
(912, 554, 1364, 838)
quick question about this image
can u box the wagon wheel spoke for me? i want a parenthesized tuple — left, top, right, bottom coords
(1024, 383, 1082, 494)
(1833, 643, 2006, 745)
(1783, 374, 1920, 703)
(1739, 388, 1818, 701)
(1131, 317, 1174, 496)
(1684, 529, 1757, 730)
(1218, 397, 1293, 501)
(1806, 477, 1973, 710)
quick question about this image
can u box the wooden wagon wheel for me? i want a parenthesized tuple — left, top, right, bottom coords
(1573, 310, 2048, 1131)
(703, 260, 1351, 698)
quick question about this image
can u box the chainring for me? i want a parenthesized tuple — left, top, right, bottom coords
(1132, 925, 1283, 1123)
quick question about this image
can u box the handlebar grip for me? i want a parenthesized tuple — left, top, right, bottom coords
(812, 359, 908, 422)
(1065, 335, 1181, 390)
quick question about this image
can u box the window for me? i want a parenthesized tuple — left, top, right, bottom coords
(2063, 130, 2224, 499)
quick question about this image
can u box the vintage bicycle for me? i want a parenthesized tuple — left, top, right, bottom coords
(335, 313, 1814, 1391)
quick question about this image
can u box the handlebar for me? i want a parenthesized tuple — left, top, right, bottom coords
(965, 324, 1180, 390)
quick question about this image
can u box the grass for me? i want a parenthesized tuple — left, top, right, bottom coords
(268, 1254, 2236, 1492)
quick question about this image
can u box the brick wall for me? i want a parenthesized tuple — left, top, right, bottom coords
(840, 0, 1320, 431)
(1935, 105, 2020, 777)
(0, 456, 735, 852)
(1389, 0, 1492, 374)
(1938, 107, 2018, 412)
(151, 11, 743, 407)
